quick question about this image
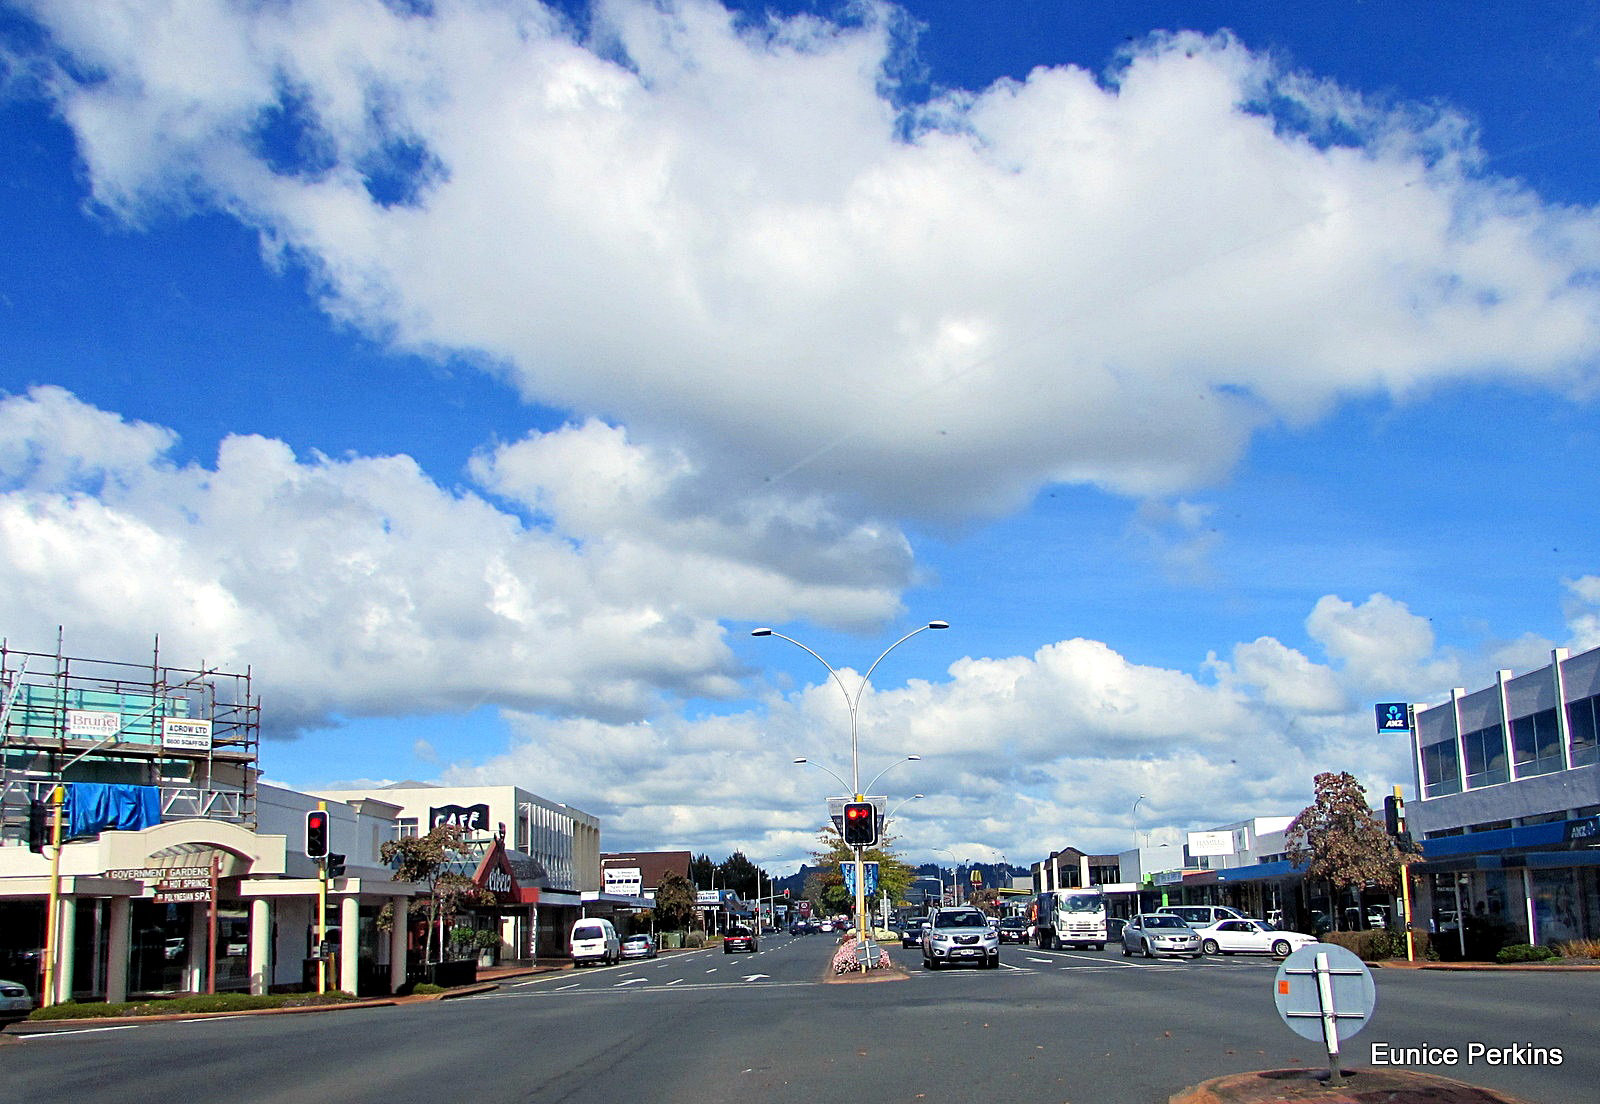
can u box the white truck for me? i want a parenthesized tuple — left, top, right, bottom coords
(1034, 888, 1108, 950)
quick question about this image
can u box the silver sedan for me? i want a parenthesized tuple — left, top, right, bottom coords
(1121, 913, 1203, 959)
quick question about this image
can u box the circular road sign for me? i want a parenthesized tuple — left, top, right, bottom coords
(1273, 943, 1376, 1044)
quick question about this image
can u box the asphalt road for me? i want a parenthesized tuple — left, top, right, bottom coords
(5, 934, 1595, 1104)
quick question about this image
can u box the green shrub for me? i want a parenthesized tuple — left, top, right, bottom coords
(685, 931, 706, 949)
(410, 983, 445, 995)
(1318, 928, 1436, 961)
(1495, 943, 1559, 964)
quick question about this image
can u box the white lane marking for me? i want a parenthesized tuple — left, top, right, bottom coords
(742, 974, 771, 982)
(614, 978, 649, 987)
(666, 978, 684, 986)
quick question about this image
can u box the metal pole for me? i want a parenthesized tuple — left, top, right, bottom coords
(316, 800, 328, 994)
(1314, 951, 1344, 1084)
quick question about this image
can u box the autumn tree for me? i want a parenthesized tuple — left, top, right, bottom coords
(1285, 771, 1420, 930)
(811, 824, 918, 921)
(380, 823, 493, 964)
(652, 870, 696, 933)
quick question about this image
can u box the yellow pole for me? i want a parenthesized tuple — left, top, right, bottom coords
(41, 785, 66, 1007)
(316, 800, 328, 995)
(1395, 785, 1416, 962)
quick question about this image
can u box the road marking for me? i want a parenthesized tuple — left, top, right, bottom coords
(742, 974, 770, 982)
(666, 978, 684, 986)
(1026, 957, 1052, 964)
(554, 982, 580, 991)
(614, 978, 649, 987)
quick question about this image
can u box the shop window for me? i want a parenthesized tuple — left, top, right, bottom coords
(1462, 724, 1507, 789)
(1567, 695, 1599, 767)
(1511, 708, 1563, 778)
(1422, 739, 1461, 797)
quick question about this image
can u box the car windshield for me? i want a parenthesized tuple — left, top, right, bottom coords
(1141, 916, 1187, 929)
(934, 911, 985, 929)
(1063, 895, 1101, 912)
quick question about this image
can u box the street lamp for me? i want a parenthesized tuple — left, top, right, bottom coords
(755, 620, 948, 960)
(934, 847, 958, 907)
(1132, 794, 1146, 850)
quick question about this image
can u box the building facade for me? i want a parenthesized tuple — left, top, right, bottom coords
(1406, 645, 1600, 951)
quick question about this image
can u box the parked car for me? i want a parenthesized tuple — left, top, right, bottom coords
(1193, 919, 1319, 958)
(569, 918, 621, 966)
(0, 978, 34, 1025)
(901, 920, 928, 948)
(1156, 905, 1248, 929)
(1106, 916, 1128, 942)
(922, 906, 1000, 969)
(996, 916, 1031, 944)
(723, 925, 759, 953)
(621, 933, 658, 959)
(1122, 913, 1203, 959)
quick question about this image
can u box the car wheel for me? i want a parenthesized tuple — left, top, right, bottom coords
(1094, 943, 1104, 951)
(987, 954, 999, 969)
(1123, 942, 1133, 957)
(923, 955, 938, 970)
(1201, 939, 1220, 955)
(1272, 939, 1293, 957)
(1143, 940, 1155, 959)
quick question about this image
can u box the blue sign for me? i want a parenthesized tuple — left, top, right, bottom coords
(842, 861, 879, 897)
(1374, 703, 1411, 734)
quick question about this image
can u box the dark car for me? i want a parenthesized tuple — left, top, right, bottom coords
(723, 925, 759, 954)
(900, 919, 927, 948)
(996, 916, 1030, 944)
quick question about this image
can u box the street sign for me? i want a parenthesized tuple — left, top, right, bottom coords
(1274, 944, 1376, 1080)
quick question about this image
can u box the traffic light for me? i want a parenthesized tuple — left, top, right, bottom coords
(27, 799, 48, 854)
(1383, 794, 1408, 840)
(325, 853, 346, 879)
(842, 801, 877, 847)
(305, 809, 329, 858)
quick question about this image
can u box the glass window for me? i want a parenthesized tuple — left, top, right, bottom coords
(1422, 739, 1461, 797)
(1567, 695, 1598, 768)
(1462, 724, 1507, 788)
(1511, 708, 1563, 778)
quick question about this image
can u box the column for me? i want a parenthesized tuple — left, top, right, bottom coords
(249, 898, 273, 996)
(53, 897, 78, 1004)
(388, 897, 409, 994)
(339, 894, 360, 994)
(187, 904, 208, 993)
(105, 897, 131, 1004)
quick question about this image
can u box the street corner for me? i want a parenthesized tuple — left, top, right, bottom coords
(1168, 1067, 1540, 1104)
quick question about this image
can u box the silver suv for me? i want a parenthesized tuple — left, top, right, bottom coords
(921, 906, 1000, 969)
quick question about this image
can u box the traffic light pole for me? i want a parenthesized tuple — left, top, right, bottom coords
(316, 801, 328, 995)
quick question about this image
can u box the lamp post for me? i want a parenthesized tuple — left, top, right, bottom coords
(934, 847, 958, 907)
(1132, 795, 1146, 851)
(755, 620, 948, 961)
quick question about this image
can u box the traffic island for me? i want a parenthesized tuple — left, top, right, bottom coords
(1169, 1067, 1538, 1104)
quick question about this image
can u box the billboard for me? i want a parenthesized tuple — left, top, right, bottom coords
(1186, 830, 1235, 857)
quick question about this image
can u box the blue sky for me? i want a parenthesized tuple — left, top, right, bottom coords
(2, 1, 1598, 875)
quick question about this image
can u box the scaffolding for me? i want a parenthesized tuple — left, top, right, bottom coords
(1, 633, 261, 845)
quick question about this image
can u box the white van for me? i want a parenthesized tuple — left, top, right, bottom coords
(1156, 905, 1247, 929)
(569, 918, 621, 966)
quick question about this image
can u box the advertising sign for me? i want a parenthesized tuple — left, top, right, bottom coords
(841, 861, 879, 897)
(1374, 703, 1412, 734)
(1187, 830, 1235, 857)
(430, 803, 491, 833)
(603, 867, 643, 895)
(696, 890, 722, 905)
(67, 709, 121, 737)
(162, 717, 213, 751)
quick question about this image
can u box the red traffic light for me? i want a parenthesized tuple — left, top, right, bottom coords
(842, 801, 877, 846)
(305, 809, 330, 858)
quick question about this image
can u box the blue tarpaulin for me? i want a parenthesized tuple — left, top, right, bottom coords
(66, 783, 161, 837)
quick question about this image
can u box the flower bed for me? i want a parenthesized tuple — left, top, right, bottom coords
(831, 939, 891, 973)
